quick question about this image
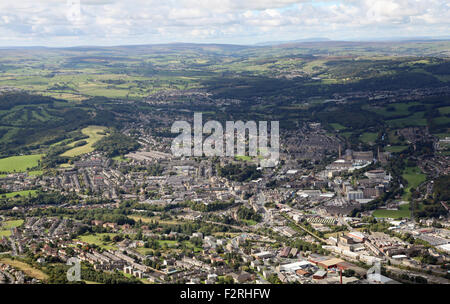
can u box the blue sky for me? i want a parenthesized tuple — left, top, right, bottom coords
(0, 0, 449, 47)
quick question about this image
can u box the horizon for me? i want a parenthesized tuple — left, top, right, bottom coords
(0, 0, 450, 47)
(1, 36, 450, 49)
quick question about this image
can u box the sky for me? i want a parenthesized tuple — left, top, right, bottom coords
(0, 0, 449, 47)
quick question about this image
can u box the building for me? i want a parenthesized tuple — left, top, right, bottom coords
(254, 251, 274, 259)
(365, 170, 386, 180)
(317, 258, 344, 270)
(347, 190, 364, 201)
(296, 269, 311, 277)
(279, 261, 312, 273)
(348, 231, 366, 242)
(312, 270, 327, 280)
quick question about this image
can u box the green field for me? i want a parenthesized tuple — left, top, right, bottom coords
(0, 219, 24, 238)
(386, 111, 427, 128)
(432, 116, 450, 126)
(360, 132, 378, 144)
(330, 123, 346, 131)
(0, 154, 43, 173)
(76, 233, 119, 250)
(242, 219, 258, 226)
(373, 165, 426, 218)
(61, 126, 107, 157)
(367, 102, 419, 118)
(112, 156, 129, 162)
(0, 230, 11, 237)
(438, 106, 450, 115)
(373, 203, 411, 219)
(1, 190, 38, 199)
(402, 166, 427, 200)
(385, 145, 408, 153)
(28, 170, 44, 176)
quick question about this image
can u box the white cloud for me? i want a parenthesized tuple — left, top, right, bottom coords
(0, 0, 449, 46)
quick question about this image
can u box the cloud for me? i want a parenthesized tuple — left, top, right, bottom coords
(0, 0, 449, 46)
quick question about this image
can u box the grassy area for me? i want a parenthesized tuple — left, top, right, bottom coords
(0, 230, 11, 237)
(0, 258, 48, 281)
(0, 154, 43, 173)
(235, 155, 252, 161)
(438, 106, 450, 115)
(1, 219, 24, 229)
(385, 145, 408, 153)
(59, 163, 74, 168)
(75, 233, 118, 250)
(112, 156, 129, 162)
(341, 132, 353, 139)
(402, 166, 426, 200)
(28, 170, 44, 176)
(387, 111, 427, 128)
(330, 123, 346, 131)
(158, 240, 178, 247)
(367, 102, 418, 118)
(242, 219, 258, 226)
(1, 190, 38, 199)
(61, 126, 107, 157)
(373, 203, 411, 219)
(360, 132, 378, 144)
(0, 219, 24, 238)
(432, 116, 450, 126)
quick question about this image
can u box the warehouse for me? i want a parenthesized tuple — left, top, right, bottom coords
(312, 270, 327, 280)
(318, 258, 344, 270)
(279, 260, 313, 273)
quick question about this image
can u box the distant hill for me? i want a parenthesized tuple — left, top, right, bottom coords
(255, 38, 331, 46)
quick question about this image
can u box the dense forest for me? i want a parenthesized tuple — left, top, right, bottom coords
(217, 164, 262, 182)
(93, 132, 141, 157)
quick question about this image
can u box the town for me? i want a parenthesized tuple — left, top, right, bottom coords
(1, 114, 448, 284)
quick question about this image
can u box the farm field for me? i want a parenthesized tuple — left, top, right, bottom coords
(386, 111, 427, 128)
(366, 102, 420, 118)
(61, 126, 107, 157)
(0, 154, 43, 173)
